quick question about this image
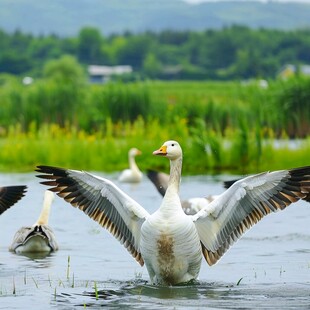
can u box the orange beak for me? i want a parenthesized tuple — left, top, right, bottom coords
(153, 145, 167, 156)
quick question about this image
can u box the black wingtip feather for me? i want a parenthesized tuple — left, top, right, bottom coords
(36, 165, 68, 175)
(0, 185, 27, 215)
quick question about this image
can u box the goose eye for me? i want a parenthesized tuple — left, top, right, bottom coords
(171, 143, 175, 146)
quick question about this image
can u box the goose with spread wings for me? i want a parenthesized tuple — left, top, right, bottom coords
(0, 186, 27, 215)
(36, 140, 310, 285)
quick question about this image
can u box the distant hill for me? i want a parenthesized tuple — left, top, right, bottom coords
(1, 0, 310, 36)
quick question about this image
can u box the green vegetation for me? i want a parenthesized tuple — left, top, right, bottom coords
(1, 26, 310, 80)
(0, 112, 309, 175)
(0, 27, 309, 175)
(0, 59, 309, 174)
(1, 64, 309, 135)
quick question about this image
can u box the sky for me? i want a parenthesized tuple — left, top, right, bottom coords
(184, 0, 310, 3)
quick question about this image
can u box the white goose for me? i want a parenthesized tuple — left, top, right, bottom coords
(0, 185, 27, 215)
(36, 141, 310, 285)
(9, 190, 58, 254)
(118, 148, 143, 183)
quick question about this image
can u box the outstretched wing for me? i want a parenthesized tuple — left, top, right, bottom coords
(223, 178, 310, 202)
(0, 186, 27, 215)
(36, 165, 150, 265)
(192, 166, 310, 266)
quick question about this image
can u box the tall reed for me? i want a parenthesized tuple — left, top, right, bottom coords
(0, 78, 309, 136)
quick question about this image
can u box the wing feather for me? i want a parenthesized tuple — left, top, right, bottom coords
(36, 165, 150, 266)
(0, 186, 27, 215)
(193, 166, 310, 266)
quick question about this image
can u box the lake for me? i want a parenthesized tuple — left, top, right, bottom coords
(0, 171, 309, 309)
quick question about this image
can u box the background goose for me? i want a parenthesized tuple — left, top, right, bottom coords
(0, 185, 27, 215)
(118, 148, 143, 183)
(9, 190, 58, 254)
(36, 141, 309, 285)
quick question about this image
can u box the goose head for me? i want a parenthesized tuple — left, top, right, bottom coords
(153, 140, 182, 161)
(129, 148, 142, 157)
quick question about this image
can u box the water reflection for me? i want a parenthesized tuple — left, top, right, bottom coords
(14, 251, 52, 260)
(52, 279, 310, 309)
(70, 280, 236, 305)
(126, 282, 203, 300)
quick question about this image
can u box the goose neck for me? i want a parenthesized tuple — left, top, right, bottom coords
(34, 193, 53, 226)
(129, 155, 139, 172)
(168, 156, 182, 192)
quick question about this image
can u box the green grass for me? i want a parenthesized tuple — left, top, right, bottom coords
(1, 78, 309, 137)
(0, 79, 309, 174)
(0, 122, 308, 174)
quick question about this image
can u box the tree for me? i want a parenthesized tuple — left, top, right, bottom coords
(77, 27, 103, 64)
(0, 52, 32, 74)
(41, 55, 86, 125)
(143, 53, 162, 77)
(43, 55, 85, 84)
(115, 35, 152, 69)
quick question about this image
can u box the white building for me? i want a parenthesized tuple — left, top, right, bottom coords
(88, 65, 133, 83)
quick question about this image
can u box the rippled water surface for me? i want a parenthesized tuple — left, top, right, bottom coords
(0, 172, 309, 309)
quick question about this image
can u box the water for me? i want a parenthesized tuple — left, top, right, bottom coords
(0, 172, 309, 309)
